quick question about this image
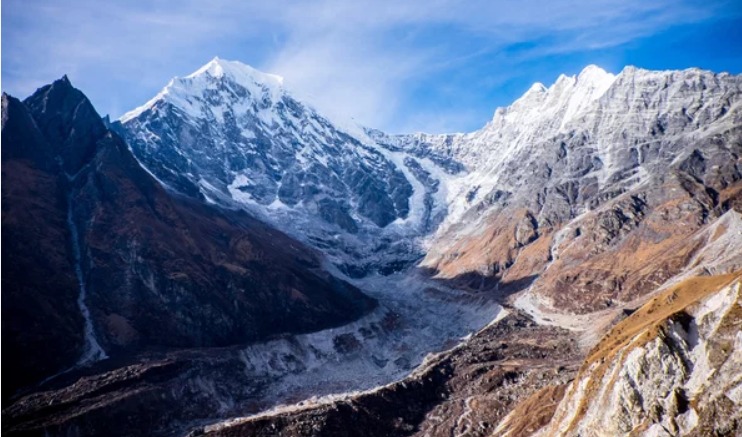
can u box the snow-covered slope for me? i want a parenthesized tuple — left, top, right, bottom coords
(119, 61, 742, 285)
(389, 66, 742, 245)
(118, 57, 461, 275)
(383, 67, 742, 327)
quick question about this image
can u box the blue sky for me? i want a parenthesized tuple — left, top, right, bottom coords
(3, 0, 742, 133)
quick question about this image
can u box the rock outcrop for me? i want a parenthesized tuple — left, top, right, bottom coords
(510, 273, 742, 437)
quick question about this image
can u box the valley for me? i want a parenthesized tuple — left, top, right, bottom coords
(2, 59, 741, 437)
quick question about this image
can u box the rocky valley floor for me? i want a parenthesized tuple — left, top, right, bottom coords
(2, 271, 503, 437)
(196, 309, 582, 437)
(193, 271, 742, 437)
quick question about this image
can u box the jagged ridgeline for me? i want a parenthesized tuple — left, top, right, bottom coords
(3, 59, 741, 437)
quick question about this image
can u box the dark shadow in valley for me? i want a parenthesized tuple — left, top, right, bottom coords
(415, 266, 539, 307)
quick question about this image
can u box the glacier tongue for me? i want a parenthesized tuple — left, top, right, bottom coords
(230, 271, 503, 415)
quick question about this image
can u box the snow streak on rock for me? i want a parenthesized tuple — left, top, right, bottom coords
(65, 182, 107, 365)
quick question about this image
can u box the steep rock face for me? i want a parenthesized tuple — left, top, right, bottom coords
(1, 93, 85, 399)
(519, 273, 742, 437)
(1, 78, 375, 400)
(399, 66, 742, 313)
(118, 58, 457, 274)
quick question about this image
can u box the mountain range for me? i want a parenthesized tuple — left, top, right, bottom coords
(2, 58, 741, 437)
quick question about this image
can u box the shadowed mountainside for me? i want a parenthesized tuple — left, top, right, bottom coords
(1, 78, 376, 403)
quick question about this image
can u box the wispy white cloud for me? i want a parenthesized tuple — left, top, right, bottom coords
(3, 0, 738, 133)
(257, 0, 733, 131)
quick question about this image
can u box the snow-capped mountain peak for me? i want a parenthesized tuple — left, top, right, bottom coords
(120, 58, 285, 123)
(577, 63, 612, 81)
(496, 64, 615, 126)
(118, 57, 459, 274)
(523, 81, 547, 97)
(389, 64, 740, 258)
(186, 57, 285, 88)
